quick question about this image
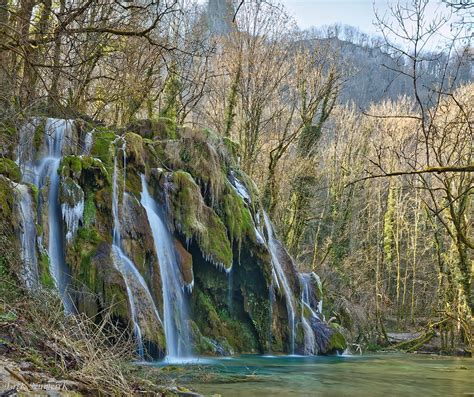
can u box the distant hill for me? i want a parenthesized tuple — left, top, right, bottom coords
(309, 37, 472, 108)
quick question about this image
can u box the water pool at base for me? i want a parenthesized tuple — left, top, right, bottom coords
(154, 353, 474, 397)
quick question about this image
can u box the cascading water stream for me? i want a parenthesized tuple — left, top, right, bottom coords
(263, 212, 296, 354)
(18, 118, 74, 312)
(16, 184, 39, 289)
(111, 146, 162, 359)
(140, 175, 193, 360)
(227, 269, 234, 314)
(300, 272, 323, 319)
(299, 273, 318, 355)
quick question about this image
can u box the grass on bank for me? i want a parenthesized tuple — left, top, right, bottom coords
(0, 269, 197, 396)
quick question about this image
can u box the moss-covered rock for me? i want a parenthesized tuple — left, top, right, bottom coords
(90, 127, 116, 168)
(220, 184, 255, 245)
(0, 158, 21, 183)
(168, 170, 233, 270)
(162, 130, 227, 204)
(326, 324, 347, 354)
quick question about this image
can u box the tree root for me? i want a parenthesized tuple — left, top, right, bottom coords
(389, 330, 436, 352)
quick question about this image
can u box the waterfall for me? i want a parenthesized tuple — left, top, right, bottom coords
(299, 272, 326, 355)
(140, 174, 193, 360)
(227, 269, 234, 314)
(61, 179, 84, 244)
(263, 212, 296, 354)
(299, 273, 317, 355)
(83, 130, 94, 154)
(268, 285, 275, 354)
(111, 148, 162, 358)
(230, 172, 251, 203)
(16, 184, 39, 289)
(18, 118, 75, 311)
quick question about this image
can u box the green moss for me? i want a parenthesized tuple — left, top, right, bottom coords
(195, 289, 221, 331)
(192, 286, 259, 353)
(91, 127, 116, 167)
(124, 132, 145, 170)
(34, 118, 46, 152)
(60, 155, 83, 176)
(83, 193, 96, 227)
(125, 172, 142, 197)
(170, 171, 232, 269)
(327, 324, 347, 353)
(221, 185, 255, 244)
(60, 155, 110, 187)
(77, 227, 101, 244)
(203, 214, 233, 269)
(155, 117, 177, 139)
(161, 130, 227, 203)
(0, 158, 21, 183)
(104, 281, 130, 320)
(76, 230, 100, 288)
(0, 177, 12, 221)
(38, 253, 55, 288)
(222, 137, 240, 163)
(29, 183, 39, 204)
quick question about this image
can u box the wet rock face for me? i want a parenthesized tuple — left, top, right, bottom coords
(174, 239, 194, 287)
(121, 192, 163, 310)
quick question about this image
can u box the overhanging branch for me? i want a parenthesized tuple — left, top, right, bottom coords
(345, 164, 474, 188)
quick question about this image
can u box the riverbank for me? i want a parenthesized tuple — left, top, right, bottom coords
(0, 290, 202, 396)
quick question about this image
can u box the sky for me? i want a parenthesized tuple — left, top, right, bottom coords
(280, 0, 388, 36)
(278, 0, 459, 49)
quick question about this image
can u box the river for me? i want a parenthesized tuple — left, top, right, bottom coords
(152, 353, 473, 396)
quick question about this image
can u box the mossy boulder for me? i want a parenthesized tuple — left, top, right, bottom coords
(124, 132, 146, 171)
(326, 324, 347, 354)
(189, 320, 234, 356)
